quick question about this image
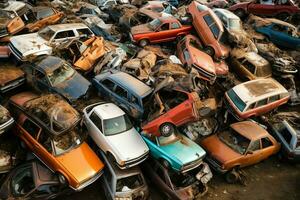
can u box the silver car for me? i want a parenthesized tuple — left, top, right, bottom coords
(83, 102, 149, 169)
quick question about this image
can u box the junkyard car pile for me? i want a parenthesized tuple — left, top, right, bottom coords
(0, 0, 299, 199)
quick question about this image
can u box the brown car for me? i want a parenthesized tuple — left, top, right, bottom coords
(230, 51, 272, 81)
(0, 62, 25, 93)
(201, 121, 280, 183)
(187, 1, 229, 59)
(0, 10, 25, 39)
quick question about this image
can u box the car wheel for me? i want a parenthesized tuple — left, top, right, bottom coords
(225, 170, 239, 184)
(204, 46, 215, 57)
(159, 123, 175, 137)
(139, 39, 149, 47)
(235, 9, 245, 18)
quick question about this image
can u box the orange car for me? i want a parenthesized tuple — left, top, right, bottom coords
(23, 6, 64, 32)
(0, 10, 25, 39)
(9, 92, 104, 191)
(201, 121, 280, 183)
(56, 36, 107, 73)
(187, 1, 229, 59)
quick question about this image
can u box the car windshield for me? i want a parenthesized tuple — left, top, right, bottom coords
(158, 133, 180, 146)
(47, 62, 75, 86)
(38, 27, 56, 40)
(116, 174, 144, 192)
(148, 19, 162, 30)
(229, 18, 241, 31)
(218, 129, 250, 154)
(227, 89, 246, 112)
(52, 130, 83, 156)
(103, 115, 133, 136)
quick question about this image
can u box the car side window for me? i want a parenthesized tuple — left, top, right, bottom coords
(77, 28, 93, 38)
(243, 61, 256, 74)
(131, 95, 139, 106)
(54, 30, 75, 39)
(261, 137, 273, 148)
(269, 95, 279, 103)
(248, 140, 260, 151)
(38, 131, 52, 153)
(170, 22, 180, 29)
(37, 8, 54, 19)
(115, 86, 128, 100)
(280, 126, 292, 144)
(101, 79, 115, 91)
(160, 23, 169, 31)
(255, 98, 268, 108)
(22, 119, 41, 139)
(90, 112, 103, 132)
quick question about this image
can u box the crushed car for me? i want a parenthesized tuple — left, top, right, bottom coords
(138, 1, 176, 20)
(0, 105, 14, 135)
(21, 56, 91, 104)
(8, 92, 105, 191)
(0, 62, 25, 93)
(0, 10, 25, 40)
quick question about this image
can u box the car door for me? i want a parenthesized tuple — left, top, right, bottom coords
(259, 136, 277, 161)
(86, 111, 109, 152)
(248, 1, 275, 15)
(18, 117, 41, 150)
(112, 85, 131, 115)
(242, 139, 262, 167)
(152, 22, 170, 42)
(32, 69, 50, 93)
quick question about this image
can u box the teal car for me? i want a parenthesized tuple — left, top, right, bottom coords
(142, 132, 206, 173)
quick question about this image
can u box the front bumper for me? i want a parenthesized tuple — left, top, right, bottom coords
(196, 162, 213, 184)
(118, 152, 149, 169)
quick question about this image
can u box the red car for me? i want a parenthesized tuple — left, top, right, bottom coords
(229, 0, 300, 19)
(130, 16, 192, 47)
(177, 34, 228, 82)
(142, 87, 216, 136)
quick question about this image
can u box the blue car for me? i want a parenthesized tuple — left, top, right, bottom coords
(92, 71, 153, 119)
(255, 20, 300, 50)
(141, 132, 206, 173)
(21, 56, 91, 104)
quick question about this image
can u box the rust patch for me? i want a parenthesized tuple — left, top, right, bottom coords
(0, 65, 25, 86)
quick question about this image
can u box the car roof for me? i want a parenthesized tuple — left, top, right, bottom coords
(214, 8, 239, 20)
(48, 23, 89, 32)
(231, 121, 269, 140)
(94, 103, 125, 120)
(3, 1, 25, 12)
(244, 52, 269, 68)
(109, 72, 152, 98)
(232, 78, 288, 104)
(35, 56, 64, 74)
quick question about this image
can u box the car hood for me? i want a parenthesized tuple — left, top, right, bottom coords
(10, 33, 52, 57)
(107, 128, 149, 161)
(159, 135, 206, 165)
(190, 46, 216, 74)
(131, 24, 153, 35)
(201, 135, 241, 164)
(56, 142, 104, 185)
(54, 72, 91, 102)
(0, 65, 24, 86)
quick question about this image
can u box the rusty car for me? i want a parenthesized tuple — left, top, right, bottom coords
(187, 1, 229, 59)
(21, 56, 91, 104)
(0, 105, 14, 135)
(0, 161, 70, 199)
(8, 92, 105, 191)
(201, 121, 280, 183)
(230, 51, 272, 81)
(0, 10, 25, 40)
(138, 1, 176, 20)
(130, 16, 192, 47)
(9, 23, 94, 61)
(177, 34, 228, 82)
(0, 62, 25, 93)
(225, 78, 290, 120)
(100, 150, 150, 200)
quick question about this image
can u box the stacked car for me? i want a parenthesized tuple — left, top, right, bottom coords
(0, 0, 299, 199)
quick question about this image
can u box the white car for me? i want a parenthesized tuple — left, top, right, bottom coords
(9, 23, 94, 61)
(83, 102, 149, 169)
(2, 0, 28, 17)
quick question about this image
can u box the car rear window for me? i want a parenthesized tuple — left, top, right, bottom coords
(227, 89, 246, 112)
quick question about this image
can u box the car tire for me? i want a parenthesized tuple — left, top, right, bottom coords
(139, 39, 149, 47)
(204, 46, 215, 57)
(225, 170, 239, 184)
(159, 123, 175, 137)
(235, 9, 245, 18)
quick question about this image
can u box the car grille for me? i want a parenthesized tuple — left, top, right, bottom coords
(182, 158, 203, 172)
(193, 64, 216, 81)
(8, 43, 23, 60)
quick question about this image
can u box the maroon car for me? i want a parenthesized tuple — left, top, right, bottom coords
(229, 0, 300, 19)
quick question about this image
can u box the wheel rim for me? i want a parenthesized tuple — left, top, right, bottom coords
(162, 125, 171, 134)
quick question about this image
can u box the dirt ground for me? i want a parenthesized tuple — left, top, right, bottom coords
(61, 156, 300, 200)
